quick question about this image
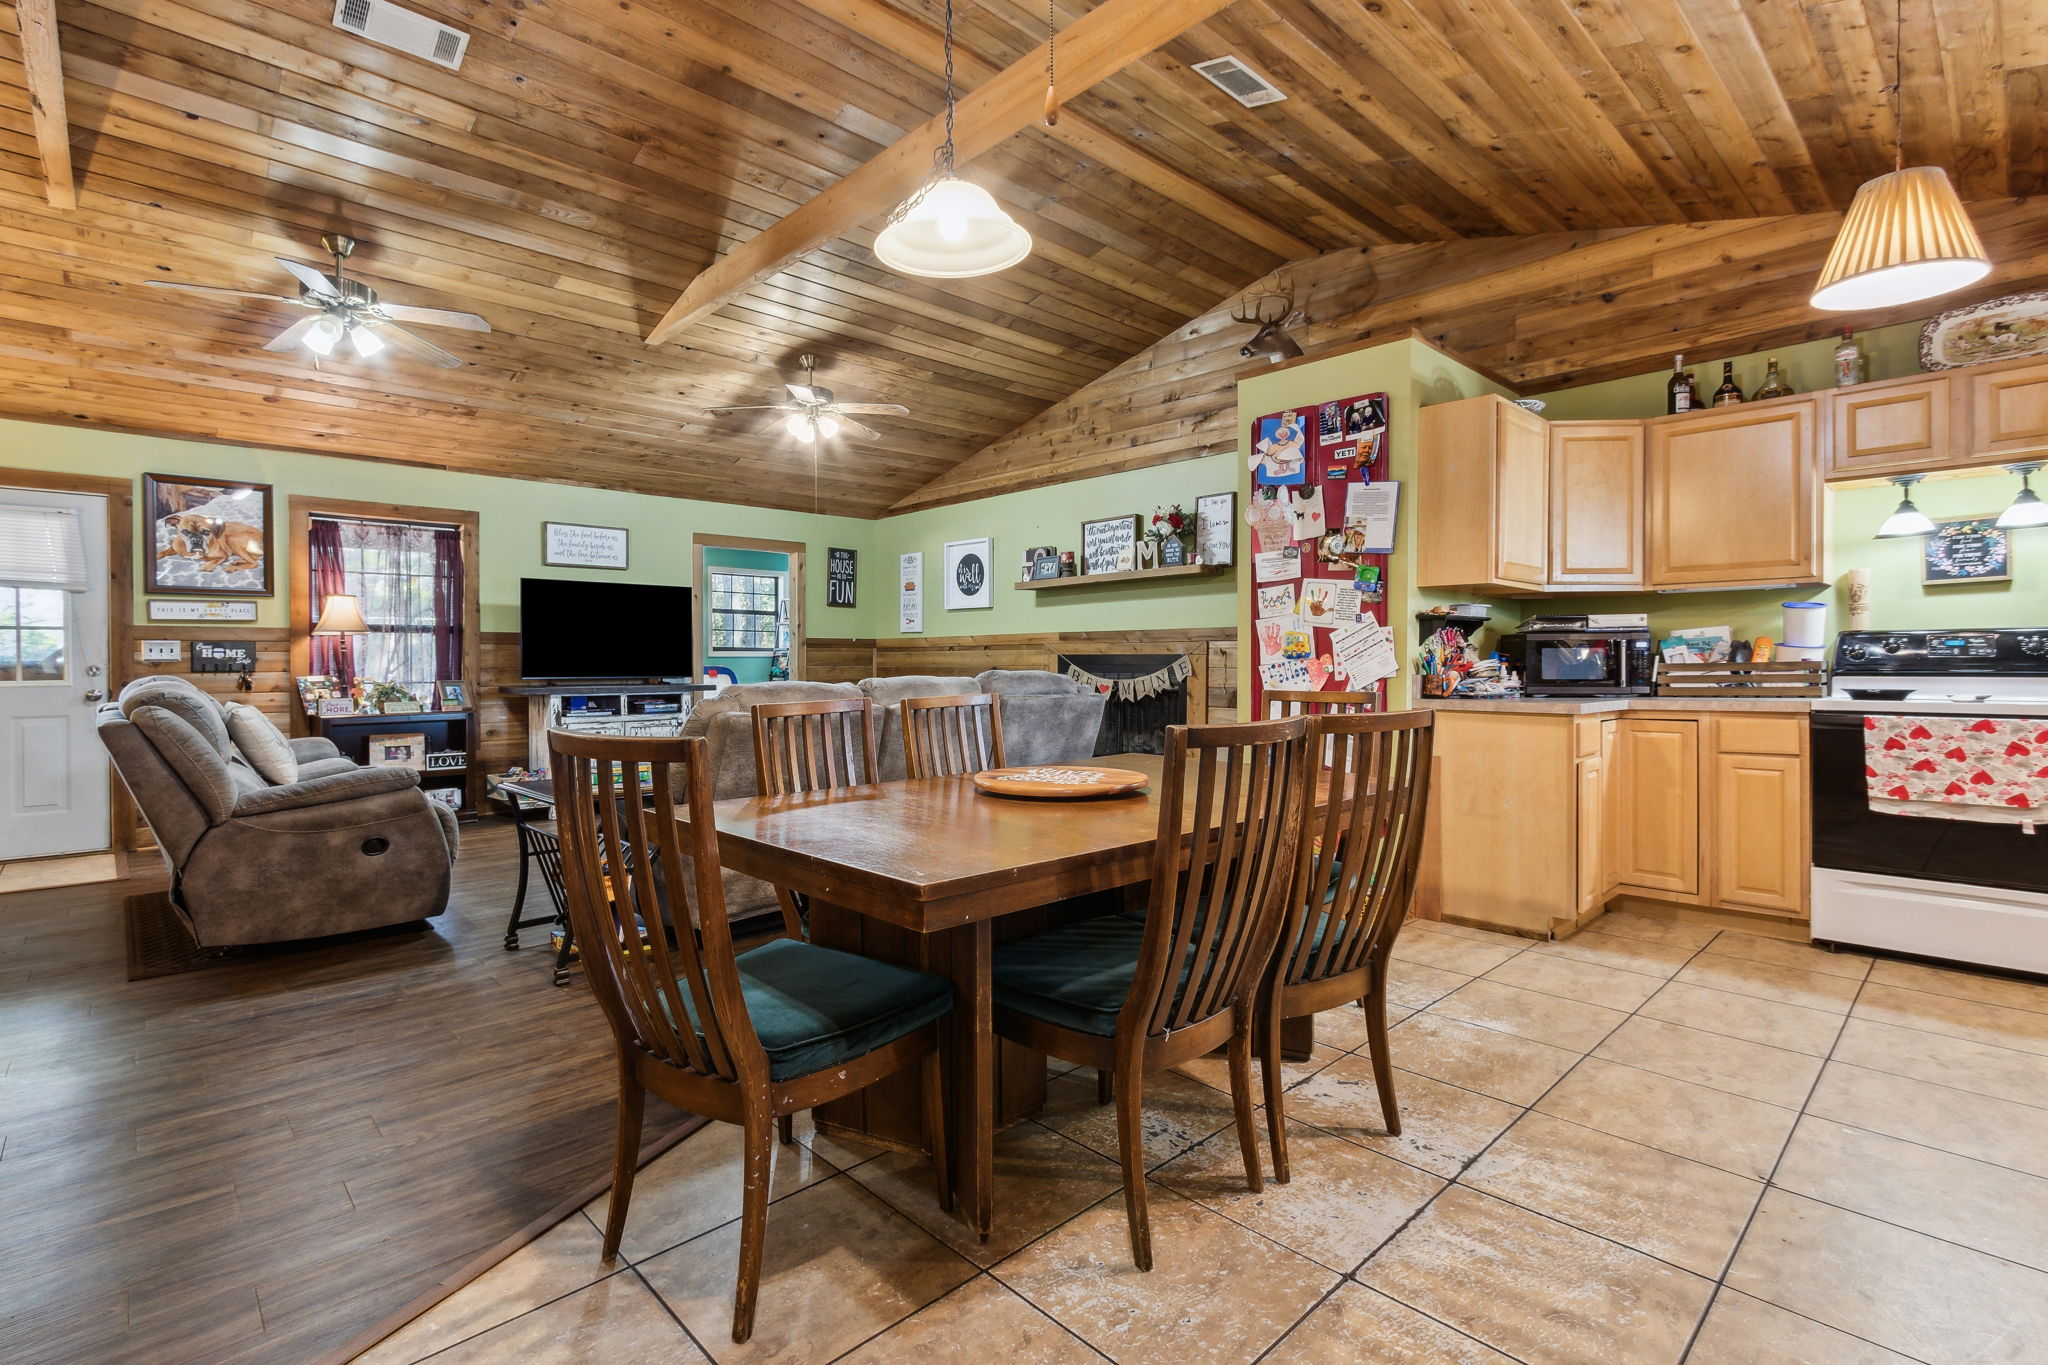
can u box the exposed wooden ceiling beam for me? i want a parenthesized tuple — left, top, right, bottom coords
(643, 0, 1242, 346)
(14, 0, 76, 210)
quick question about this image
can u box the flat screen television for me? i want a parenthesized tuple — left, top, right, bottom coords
(519, 577, 695, 681)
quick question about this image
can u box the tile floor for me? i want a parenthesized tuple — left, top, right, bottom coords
(351, 914, 2048, 1365)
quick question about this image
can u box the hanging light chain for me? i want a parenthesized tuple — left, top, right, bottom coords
(940, 0, 957, 176)
(1044, 0, 1059, 126)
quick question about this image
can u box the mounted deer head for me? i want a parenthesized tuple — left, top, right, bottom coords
(1233, 280, 1302, 363)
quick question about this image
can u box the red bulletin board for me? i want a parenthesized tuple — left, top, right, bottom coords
(1246, 392, 1392, 720)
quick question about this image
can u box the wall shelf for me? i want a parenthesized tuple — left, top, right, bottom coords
(1014, 563, 1229, 592)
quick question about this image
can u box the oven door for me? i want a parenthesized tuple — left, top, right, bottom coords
(1810, 711, 2048, 895)
(1525, 636, 1625, 693)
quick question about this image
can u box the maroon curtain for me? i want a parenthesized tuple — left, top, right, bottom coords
(307, 517, 353, 680)
(433, 525, 464, 684)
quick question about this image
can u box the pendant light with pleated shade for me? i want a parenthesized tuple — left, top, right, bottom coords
(874, 0, 1032, 279)
(1811, 0, 1990, 311)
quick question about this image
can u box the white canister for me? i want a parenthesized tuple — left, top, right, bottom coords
(1781, 601, 1827, 649)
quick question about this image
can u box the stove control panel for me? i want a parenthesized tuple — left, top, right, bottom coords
(1833, 628, 2048, 676)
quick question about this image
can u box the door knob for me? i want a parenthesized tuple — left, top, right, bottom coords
(83, 688, 107, 704)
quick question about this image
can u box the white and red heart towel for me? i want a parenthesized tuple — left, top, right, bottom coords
(1864, 715, 2048, 820)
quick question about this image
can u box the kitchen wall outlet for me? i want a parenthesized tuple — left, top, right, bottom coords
(140, 640, 182, 662)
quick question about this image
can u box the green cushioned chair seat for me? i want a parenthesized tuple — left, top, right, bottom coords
(992, 914, 1150, 1036)
(679, 939, 953, 1082)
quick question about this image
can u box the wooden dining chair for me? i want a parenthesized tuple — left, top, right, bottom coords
(750, 696, 877, 932)
(1259, 710, 1433, 1183)
(549, 729, 953, 1344)
(900, 692, 1006, 778)
(990, 717, 1312, 1268)
(1263, 688, 1382, 718)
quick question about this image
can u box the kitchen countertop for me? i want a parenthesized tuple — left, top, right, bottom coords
(1418, 696, 1813, 715)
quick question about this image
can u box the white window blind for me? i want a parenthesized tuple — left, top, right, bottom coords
(0, 503, 89, 593)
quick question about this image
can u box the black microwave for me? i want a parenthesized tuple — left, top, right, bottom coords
(1501, 630, 1655, 696)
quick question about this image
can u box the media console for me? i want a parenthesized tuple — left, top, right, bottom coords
(500, 682, 720, 770)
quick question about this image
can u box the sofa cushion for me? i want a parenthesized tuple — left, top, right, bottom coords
(224, 702, 298, 785)
(677, 939, 952, 1081)
(978, 669, 1094, 697)
(120, 677, 230, 756)
(129, 706, 238, 824)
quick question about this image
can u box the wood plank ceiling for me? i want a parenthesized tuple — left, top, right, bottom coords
(0, 0, 2040, 516)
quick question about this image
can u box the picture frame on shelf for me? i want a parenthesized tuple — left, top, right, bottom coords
(1080, 514, 1140, 575)
(1029, 554, 1062, 581)
(424, 749, 468, 772)
(296, 674, 344, 715)
(367, 733, 428, 770)
(317, 697, 357, 718)
(142, 473, 274, 597)
(435, 680, 469, 710)
(1020, 544, 1056, 580)
(1195, 491, 1236, 566)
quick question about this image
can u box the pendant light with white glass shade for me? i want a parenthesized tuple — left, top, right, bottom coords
(873, 0, 1032, 279)
(1996, 463, 2048, 529)
(1874, 475, 1937, 538)
(1810, 0, 1990, 311)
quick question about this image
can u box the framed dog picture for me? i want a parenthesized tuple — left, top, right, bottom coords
(143, 473, 273, 597)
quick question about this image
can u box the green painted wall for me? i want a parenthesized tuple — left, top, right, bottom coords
(870, 453, 1241, 638)
(0, 417, 880, 637)
(1535, 322, 1926, 422)
(701, 546, 790, 682)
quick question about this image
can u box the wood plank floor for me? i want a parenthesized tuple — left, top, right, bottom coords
(0, 821, 684, 1365)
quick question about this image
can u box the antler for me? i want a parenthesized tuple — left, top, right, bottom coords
(1229, 277, 1295, 328)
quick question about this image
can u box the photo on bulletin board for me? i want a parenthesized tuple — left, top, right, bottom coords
(1923, 517, 2012, 584)
(1250, 410, 1310, 485)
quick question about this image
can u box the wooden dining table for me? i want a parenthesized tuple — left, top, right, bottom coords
(687, 751, 1323, 1240)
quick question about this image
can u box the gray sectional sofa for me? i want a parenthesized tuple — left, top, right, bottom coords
(675, 670, 1106, 922)
(98, 676, 459, 946)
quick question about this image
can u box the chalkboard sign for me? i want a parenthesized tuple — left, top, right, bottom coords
(1924, 517, 2012, 584)
(825, 546, 857, 607)
(191, 640, 257, 674)
(1080, 515, 1139, 575)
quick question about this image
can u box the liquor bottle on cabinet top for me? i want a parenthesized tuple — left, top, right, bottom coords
(1834, 327, 1867, 387)
(1712, 361, 1745, 406)
(1667, 354, 1700, 414)
(1751, 357, 1793, 401)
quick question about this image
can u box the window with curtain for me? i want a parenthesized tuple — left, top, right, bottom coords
(0, 502, 87, 685)
(706, 569, 784, 654)
(308, 515, 464, 698)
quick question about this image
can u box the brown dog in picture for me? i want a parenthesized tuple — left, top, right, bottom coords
(157, 514, 266, 575)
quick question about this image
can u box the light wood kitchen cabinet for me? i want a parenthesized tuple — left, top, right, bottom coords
(1648, 399, 1822, 588)
(1966, 357, 2048, 460)
(1574, 717, 1619, 919)
(1827, 375, 1953, 479)
(1549, 422, 1645, 586)
(1615, 718, 1701, 896)
(1708, 714, 1809, 915)
(1417, 395, 1550, 592)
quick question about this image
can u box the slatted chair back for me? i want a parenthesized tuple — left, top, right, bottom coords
(1130, 717, 1312, 1038)
(900, 692, 1006, 779)
(1263, 688, 1382, 719)
(1273, 711, 1434, 990)
(549, 729, 766, 1089)
(751, 697, 877, 795)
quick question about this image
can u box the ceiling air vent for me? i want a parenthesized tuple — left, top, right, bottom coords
(331, 0, 470, 70)
(1191, 56, 1286, 108)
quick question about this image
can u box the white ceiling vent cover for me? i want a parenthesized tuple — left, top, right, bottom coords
(332, 0, 469, 70)
(1191, 56, 1286, 108)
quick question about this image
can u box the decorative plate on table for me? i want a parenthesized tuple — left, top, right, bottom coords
(971, 765, 1150, 799)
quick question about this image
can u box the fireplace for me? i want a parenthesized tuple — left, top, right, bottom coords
(1059, 653, 1189, 756)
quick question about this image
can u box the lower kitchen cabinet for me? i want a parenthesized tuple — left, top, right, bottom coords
(1420, 706, 1810, 937)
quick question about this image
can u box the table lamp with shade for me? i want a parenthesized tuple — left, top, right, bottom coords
(312, 593, 368, 685)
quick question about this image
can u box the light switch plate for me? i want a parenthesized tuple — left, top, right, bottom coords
(140, 640, 181, 662)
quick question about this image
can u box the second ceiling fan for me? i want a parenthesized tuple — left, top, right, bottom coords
(701, 355, 909, 443)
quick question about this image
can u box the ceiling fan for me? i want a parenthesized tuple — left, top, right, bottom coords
(145, 234, 490, 369)
(700, 354, 909, 442)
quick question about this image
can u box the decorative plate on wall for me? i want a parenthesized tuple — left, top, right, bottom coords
(1919, 290, 2048, 369)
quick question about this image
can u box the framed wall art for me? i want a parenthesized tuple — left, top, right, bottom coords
(825, 547, 857, 607)
(943, 538, 993, 610)
(143, 473, 273, 596)
(1923, 517, 2012, 584)
(1195, 492, 1236, 566)
(542, 521, 629, 570)
(1080, 515, 1139, 575)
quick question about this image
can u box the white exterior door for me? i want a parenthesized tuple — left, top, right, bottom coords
(1, 488, 111, 859)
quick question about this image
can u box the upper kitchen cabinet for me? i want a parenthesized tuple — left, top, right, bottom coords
(1417, 395, 1550, 592)
(1965, 356, 2048, 461)
(1548, 421, 1646, 587)
(1827, 375, 1953, 479)
(1648, 399, 1823, 588)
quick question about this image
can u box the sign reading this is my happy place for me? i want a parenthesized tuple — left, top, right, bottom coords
(542, 522, 630, 570)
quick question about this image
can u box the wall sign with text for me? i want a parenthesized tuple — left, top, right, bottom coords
(542, 521, 630, 570)
(1924, 517, 2013, 584)
(826, 546, 857, 607)
(944, 538, 993, 610)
